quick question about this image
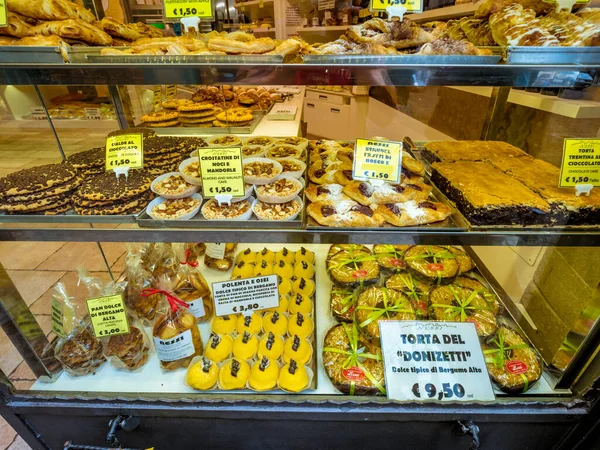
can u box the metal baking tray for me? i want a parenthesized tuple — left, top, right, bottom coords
(303, 54, 501, 64)
(147, 111, 265, 135)
(87, 53, 284, 64)
(0, 210, 139, 224)
(66, 46, 128, 63)
(506, 46, 600, 65)
(0, 45, 66, 64)
(405, 138, 600, 231)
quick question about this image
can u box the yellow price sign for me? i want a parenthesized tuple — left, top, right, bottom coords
(164, 0, 213, 19)
(105, 133, 144, 171)
(0, 0, 7, 27)
(352, 138, 403, 183)
(199, 147, 246, 198)
(86, 294, 130, 338)
(153, 86, 162, 110)
(166, 85, 177, 98)
(370, 0, 423, 13)
(559, 138, 600, 187)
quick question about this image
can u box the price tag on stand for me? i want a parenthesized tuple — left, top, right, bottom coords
(370, 0, 423, 13)
(212, 275, 279, 316)
(30, 106, 47, 120)
(85, 108, 102, 120)
(379, 321, 495, 402)
(152, 86, 162, 111)
(105, 133, 144, 171)
(165, 84, 177, 99)
(0, 1, 7, 28)
(163, 0, 213, 20)
(559, 138, 600, 188)
(51, 298, 65, 337)
(352, 138, 402, 183)
(86, 294, 130, 338)
(199, 147, 246, 199)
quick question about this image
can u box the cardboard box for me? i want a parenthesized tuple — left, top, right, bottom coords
(518, 282, 571, 363)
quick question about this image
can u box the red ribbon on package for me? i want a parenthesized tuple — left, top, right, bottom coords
(140, 288, 190, 312)
(180, 249, 199, 267)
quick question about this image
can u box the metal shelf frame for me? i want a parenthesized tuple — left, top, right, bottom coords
(1, 63, 599, 87)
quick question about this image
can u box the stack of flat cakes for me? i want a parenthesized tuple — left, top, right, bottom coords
(144, 135, 207, 175)
(176, 102, 222, 128)
(66, 147, 104, 178)
(0, 163, 80, 215)
(73, 170, 152, 215)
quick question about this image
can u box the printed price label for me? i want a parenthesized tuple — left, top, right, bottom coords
(353, 138, 402, 183)
(153, 86, 162, 110)
(165, 85, 177, 98)
(85, 108, 102, 120)
(213, 275, 279, 316)
(379, 321, 495, 402)
(30, 106, 47, 120)
(154, 329, 195, 362)
(370, 0, 423, 12)
(51, 298, 65, 337)
(164, 0, 213, 19)
(0, 1, 7, 28)
(199, 147, 245, 198)
(105, 133, 144, 171)
(205, 243, 226, 259)
(187, 298, 206, 319)
(86, 294, 130, 338)
(559, 139, 600, 187)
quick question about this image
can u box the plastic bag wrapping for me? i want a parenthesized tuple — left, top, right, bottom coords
(172, 243, 214, 323)
(123, 245, 161, 324)
(185, 243, 205, 263)
(147, 276, 203, 371)
(204, 243, 237, 271)
(77, 267, 151, 372)
(53, 282, 106, 377)
(140, 243, 179, 279)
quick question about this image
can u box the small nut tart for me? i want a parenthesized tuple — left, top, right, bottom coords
(151, 172, 199, 199)
(207, 135, 243, 147)
(243, 157, 283, 185)
(241, 145, 267, 158)
(275, 157, 306, 179)
(275, 137, 309, 152)
(254, 177, 302, 204)
(244, 136, 276, 148)
(252, 196, 303, 221)
(148, 194, 202, 220)
(266, 144, 303, 160)
(178, 158, 202, 186)
(201, 197, 254, 220)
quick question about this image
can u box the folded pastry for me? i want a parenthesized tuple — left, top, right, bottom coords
(308, 160, 352, 185)
(489, 4, 559, 46)
(343, 180, 431, 206)
(99, 17, 144, 42)
(0, 36, 18, 45)
(537, 11, 600, 46)
(307, 199, 385, 227)
(30, 18, 113, 46)
(131, 22, 164, 38)
(7, 0, 96, 23)
(576, 7, 600, 24)
(458, 17, 497, 46)
(0, 12, 33, 38)
(375, 200, 452, 227)
(475, 0, 551, 18)
(418, 38, 491, 55)
(15, 34, 70, 61)
(130, 36, 206, 53)
(444, 20, 468, 41)
(267, 38, 302, 56)
(305, 183, 351, 203)
(208, 36, 276, 54)
(347, 18, 433, 49)
(402, 153, 425, 177)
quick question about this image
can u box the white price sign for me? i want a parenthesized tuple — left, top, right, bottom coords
(30, 106, 47, 120)
(85, 108, 102, 120)
(379, 321, 495, 402)
(212, 275, 279, 316)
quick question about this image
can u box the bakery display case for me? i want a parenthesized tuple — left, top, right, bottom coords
(2, 1, 600, 449)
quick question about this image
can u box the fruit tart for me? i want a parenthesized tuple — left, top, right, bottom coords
(482, 326, 542, 393)
(356, 286, 416, 342)
(429, 285, 497, 338)
(404, 245, 459, 284)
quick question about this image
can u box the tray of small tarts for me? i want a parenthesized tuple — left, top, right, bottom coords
(304, 139, 466, 231)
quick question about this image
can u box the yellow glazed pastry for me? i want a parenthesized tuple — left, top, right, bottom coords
(233, 331, 259, 360)
(254, 260, 274, 276)
(278, 277, 292, 296)
(186, 356, 218, 390)
(294, 261, 315, 279)
(279, 359, 309, 393)
(204, 333, 233, 363)
(264, 295, 290, 314)
(232, 261, 255, 279)
(258, 332, 284, 360)
(237, 248, 257, 265)
(288, 293, 313, 315)
(275, 247, 295, 265)
(256, 248, 275, 265)
(288, 312, 314, 339)
(293, 278, 315, 297)
(219, 358, 250, 390)
(211, 315, 236, 335)
(249, 356, 279, 391)
(295, 247, 315, 264)
(263, 311, 288, 337)
(274, 260, 294, 279)
(236, 313, 263, 335)
(283, 335, 312, 365)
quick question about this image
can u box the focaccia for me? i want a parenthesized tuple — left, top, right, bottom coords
(30, 18, 113, 46)
(7, 0, 96, 23)
(375, 200, 452, 227)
